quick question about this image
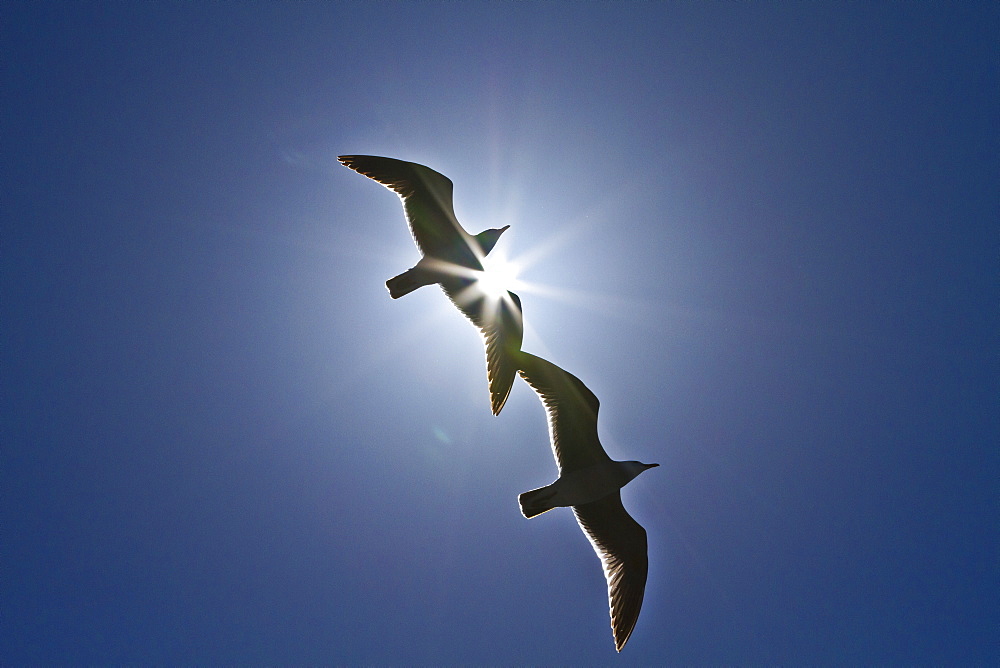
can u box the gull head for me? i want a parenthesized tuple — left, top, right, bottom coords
(475, 224, 510, 255)
(622, 461, 659, 484)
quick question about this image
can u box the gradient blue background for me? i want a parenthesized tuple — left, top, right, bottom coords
(4, 2, 997, 663)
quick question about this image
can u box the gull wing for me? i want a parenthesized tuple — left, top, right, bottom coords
(573, 493, 649, 652)
(338, 155, 481, 268)
(517, 352, 611, 472)
(442, 284, 523, 415)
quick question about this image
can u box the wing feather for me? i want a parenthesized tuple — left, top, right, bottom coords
(442, 284, 523, 415)
(516, 352, 609, 472)
(573, 494, 649, 652)
(338, 155, 480, 268)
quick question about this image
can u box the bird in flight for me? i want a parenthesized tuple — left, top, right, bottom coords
(339, 155, 522, 415)
(516, 351, 658, 652)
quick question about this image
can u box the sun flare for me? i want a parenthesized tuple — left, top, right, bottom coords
(476, 248, 523, 300)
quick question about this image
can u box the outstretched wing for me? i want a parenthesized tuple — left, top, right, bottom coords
(338, 155, 481, 268)
(573, 494, 649, 652)
(442, 283, 523, 415)
(516, 352, 609, 472)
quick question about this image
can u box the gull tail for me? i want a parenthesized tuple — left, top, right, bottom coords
(518, 484, 558, 519)
(386, 268, 427, 299)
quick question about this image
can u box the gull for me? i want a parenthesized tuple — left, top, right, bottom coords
(339, 155, 522, 415)
(516, 352, 658, 652)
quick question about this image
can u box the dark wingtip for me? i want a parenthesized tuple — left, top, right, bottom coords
(614, 620, 637, 652)
(490, 374, 515, 415)
(338, 155, 371, 170)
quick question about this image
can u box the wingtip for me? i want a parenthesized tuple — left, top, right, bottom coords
(490, 391, 509, 416)
(613, 625, 636, 652)
(337, 154, 368, 169)
(490, 388, 505, 415)
(488, 367, 516, 415)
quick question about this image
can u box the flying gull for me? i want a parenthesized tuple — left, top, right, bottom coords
(516, 351, 658, 652)
(339, 155, 522, 415)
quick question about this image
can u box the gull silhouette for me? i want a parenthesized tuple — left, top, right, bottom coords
(339, 155, 522, 415)
(516, 351, 658, 652)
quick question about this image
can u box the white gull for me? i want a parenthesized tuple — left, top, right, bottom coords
(339, 155, 522, 415)
(516, 351, 658, 652)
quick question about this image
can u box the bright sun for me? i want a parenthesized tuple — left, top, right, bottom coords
(477, 249, 522, 299)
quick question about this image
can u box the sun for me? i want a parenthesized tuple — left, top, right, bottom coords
(476, 247, 523, 300)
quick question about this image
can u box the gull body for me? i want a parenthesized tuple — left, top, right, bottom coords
(516, 352, 657, 652)
(519, 459, 655, 515)
(339, 155, 522, 415)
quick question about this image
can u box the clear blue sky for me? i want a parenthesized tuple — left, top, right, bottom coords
(3, 2, 997, 663)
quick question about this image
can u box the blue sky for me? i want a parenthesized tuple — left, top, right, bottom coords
(3, 2, 997, 663)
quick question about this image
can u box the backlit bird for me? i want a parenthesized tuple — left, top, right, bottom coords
(338, 155, 522, 415)
(516, 351, 658, 652)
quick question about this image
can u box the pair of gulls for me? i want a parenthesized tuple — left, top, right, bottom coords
(340, 155, 658, 652)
